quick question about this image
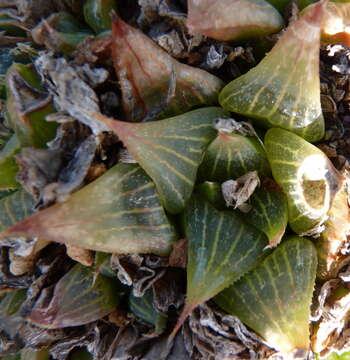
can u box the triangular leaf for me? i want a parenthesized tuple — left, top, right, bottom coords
(215, 236, 317, 354)
(245, 180, 288, 247)
(197, 130, 270, 182)
(92, 107, 229, 214)
(173, 195, 268, 333)
(1, 163, 177, 255)
(0, 135, 21, 190)
(28, 263, 121, 328)
(0, 188, 35, 232)
(112, 18, 224, 122)
(265, 128, 342, 234)
(187, 0, 284, 41)
(219, 2, 326, 143)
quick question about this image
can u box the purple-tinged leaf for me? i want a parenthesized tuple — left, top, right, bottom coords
(28, 263, 120, 328)
(187, 0, 284, 41)
(220, 1, 327, 143)
(111, 18, 224, 122)
(91, 107, 229, 214)
(0, 163, 177, 255)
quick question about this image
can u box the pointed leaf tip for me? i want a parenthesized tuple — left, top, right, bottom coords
(1, 163, 177, 255)
(175, 195, 268, 331)
(219, 2, 326, 142)
(215, 236, 317, 354)
(111, 18, 224, 122)
(91, 108, 230, 214)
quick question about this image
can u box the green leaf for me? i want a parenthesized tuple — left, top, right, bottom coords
(187, 0, 284, 41)
(0, 189, 35, 232)
(94, 252, 117, 278)
(5, 63, 57, 148)
(0, 135, 21, 190)
(84, 0, 118, 33)
(173, 195, 268, 333)
(264, 128, 342, 235)
(28, 263, 121, 328)
(318, 351, 350, 360)
(245, 180, 288, 247)
(32, 12, 93, 56)
(0, 289, 27, 317)
(1, 163, 177, 255)
(197, 130, 270, 182)
(196, 182, 226, 210)
(219, 2, 326, 143)
(215, 236, 317, 354)
(20, 349, 49, 360)
(111, 18, 224, 122)
(129, 289, 167, 334)
(68, 348, 93, 360)
(92, 107, 229, 214)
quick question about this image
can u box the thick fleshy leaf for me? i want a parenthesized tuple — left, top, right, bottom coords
(111, 18, 224, 122)
(129, 289, 167, 334)
(264, 128, 342, 235)
(215, 236, 317, 354)
(84, 0, 118, 33)
(28, 263, 120, 328)
(32, 12, 93, 56)
(0, 135, 20, 190)
(0, 163, 177, 255)
(197, 130, 270, 182)
(196, 182, 226, 210)
(245, 180, 288, 247)
(219, 1, 326, 143)
(316, 181, 350, 280)
(92, 107, 229, 214)
(5, 63, 57, 148)
(173, 195, 268, 333)
(0, 188, 35, 232)
(187, 0, 284, 41)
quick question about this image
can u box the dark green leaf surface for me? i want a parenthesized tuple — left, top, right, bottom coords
(219, 2, 326, 143)
(84, 0, 118, 33)
(0, 289, 27, 317)
(28, 263, 120, 328)
(129, 289, 167, 333)
(93, 107, 229, 214)
(1, 163, 177, 255)
(174, 195, 268, 332)
(264, 128, 342, 234)
(196, 182, 226, 210)
(245, 181, 288, 247)
(215, 236, 317, 354)
(0, 189, 35, 232)
(112, 19, 224, 122)
(0, 135, 20, 190)
(198, 131, 270, 182)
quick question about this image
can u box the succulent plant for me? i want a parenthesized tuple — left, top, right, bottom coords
(1, 0, 350, 359)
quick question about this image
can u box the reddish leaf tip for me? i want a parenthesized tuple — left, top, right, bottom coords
(170, 303, 197, 338)
(304, 0, 328, 25)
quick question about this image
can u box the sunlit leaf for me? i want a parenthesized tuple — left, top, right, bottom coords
(1, 163, 177, 255)
(219, 1, 326, 143)
(111, 18, 224, 122)
(129, 289, 167, 334)
(0, 135, 20, 190)
(173, 195, 268, 333)
(84, 0, 118, 33)
(316, 181, 350, 280)
(187, 0, 284, 41)
(0, 189, 35, 232)
(264, 128, 342, 235)
(197, 129, 270, 182)
(5, 63, 57, 148)
(32, 12, 93, 56)
(20, 349, 50, 360)
(91, 107, 229, 214)
(215, 236, 317, 354)
(245, 180, 288, 247)
(28, 263, 121, 328)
